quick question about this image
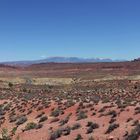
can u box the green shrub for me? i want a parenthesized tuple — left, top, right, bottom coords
(8, 82, 13, 88)
(25, 122, 37, 131)
(1, 128, 11, 140)
(39, 116, 48, 123)
(75, 134, 83, 140)
(77, 111, 87, 120)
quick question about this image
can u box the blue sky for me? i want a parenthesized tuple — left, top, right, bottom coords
(0, 0, 140, 62)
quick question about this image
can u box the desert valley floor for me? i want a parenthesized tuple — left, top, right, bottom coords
(0, 62, 140, 140)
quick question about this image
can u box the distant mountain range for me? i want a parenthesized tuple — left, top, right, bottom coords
(0, 57, 126, 66)
(133, 58, 140, 61)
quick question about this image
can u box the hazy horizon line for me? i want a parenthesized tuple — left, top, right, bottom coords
(0, 56, 132, 63)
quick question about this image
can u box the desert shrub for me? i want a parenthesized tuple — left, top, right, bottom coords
(27, 110, 32, 115)
(132, 120, 139, 126)
(75, 134, 83, 140)
(126, 118, 133, 123)
(9, 116, 17, 123)
(35, 124, 43, 129)
(11, 127, 17, 135)
(92, 112, 96, 116)
(8, 82, 13, 88)
(109, 118, 116, 124)
(98, 107, 106, 113)
(62, 126, 71, 136)
(72, 123, 81, 130)
(87, 122, 94, 127)
(36, 112, 45, 118)
(51, 108, 63, 117)
(126, 124, 140, 140)
(39, 116, 48, 123)
(87, 126, 93, 134)
(135, 107, 140, 114)
(46, 85, 53, 90)
(49, 129, 62, 139)
(0, 116, 5, 120)
(24, 122, 37, 131)
(59, 116, 69, 126)
(49, 126, 71, 139)
(50, 118, 60, 123)
(1, 128, 11, 140)
(86, 122, 99, 129)
(102, 98, 110, 103)
(135, 107, 140, 110)
(16, 116, 27, 125)
(22, 88, 27, 92)
(0, 107, 5, 116)
(134, 85, 138, 89)
(107, 110, 117, 118)
(3, 104, 11, 111)
(89, 136, 94, 140)
(105, 123, 119, 134)
(77, 111, 87, 120)
(79, 102, 83, 108)
(37, 106, 44, 111)
(65, 100, 75, 108)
